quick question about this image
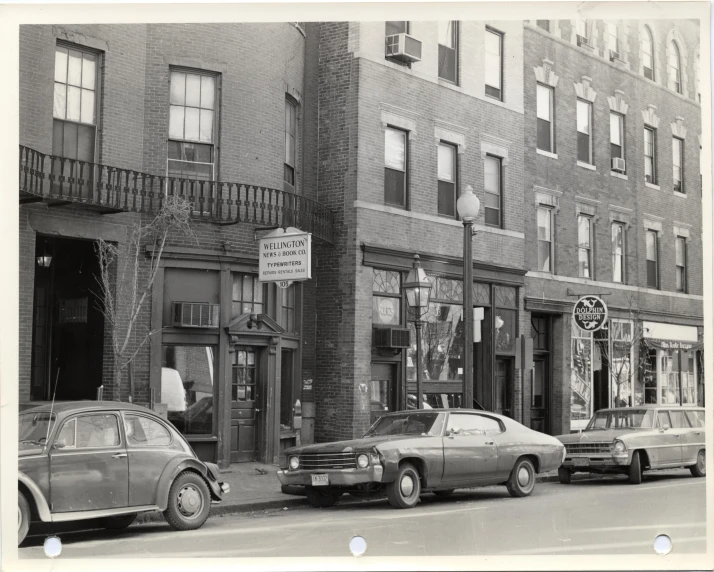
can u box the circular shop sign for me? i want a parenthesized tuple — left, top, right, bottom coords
(573, 295, 608, 332)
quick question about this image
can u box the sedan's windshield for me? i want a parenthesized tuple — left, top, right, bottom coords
(19, 412, 56, 444)
(586, 409, 654, 430)
(363, 412, 445, 437)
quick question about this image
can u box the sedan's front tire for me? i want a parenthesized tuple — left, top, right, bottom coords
(18, 491, 30, 545)
(690, 450, 705, 477)
(163, 471, 211, 531)
(557, 467, 572, 484)
(628, 451, 643, 484)
(506, 457, 536, 497)
(386, 463, 421, 509)
(305, 487, 341, 508)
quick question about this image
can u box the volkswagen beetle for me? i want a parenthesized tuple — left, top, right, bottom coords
(17, 401, 229, 545)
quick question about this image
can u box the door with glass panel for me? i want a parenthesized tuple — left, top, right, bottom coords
(230, 346, 260, 462)
(370, 363, 396, 426)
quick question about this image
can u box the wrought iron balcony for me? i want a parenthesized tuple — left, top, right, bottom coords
(19, 145, 335, 244)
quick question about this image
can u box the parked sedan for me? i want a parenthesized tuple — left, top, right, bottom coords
(18, 401, 229, 545)
(277, 409, 565, 509)
(556, 405, 706, 484)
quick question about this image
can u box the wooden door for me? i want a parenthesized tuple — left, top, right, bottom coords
(230, 346, 260, 462)
(531, 357, 550, 433)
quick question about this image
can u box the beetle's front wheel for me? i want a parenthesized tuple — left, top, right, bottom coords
(18, 491, 30, 545)
(163, 472, 211, 531)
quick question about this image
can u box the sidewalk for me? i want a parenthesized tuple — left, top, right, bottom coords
(136, 464, 691, 525)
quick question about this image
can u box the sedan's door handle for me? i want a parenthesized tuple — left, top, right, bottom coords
(112, 453, 127, 458)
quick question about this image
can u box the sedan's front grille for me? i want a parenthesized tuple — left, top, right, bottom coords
(565, 443, 612, 454)
(299, 452, 357, 470)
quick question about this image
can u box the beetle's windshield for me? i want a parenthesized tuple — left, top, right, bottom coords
(585, 409, 654, 430)
(363, 412, 446, 437)
(18, 412, 56, 444)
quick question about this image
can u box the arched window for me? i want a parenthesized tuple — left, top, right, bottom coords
(642, 25, 654, 80)
(669, 40, 682, 93)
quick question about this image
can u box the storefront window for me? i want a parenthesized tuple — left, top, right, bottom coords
(494, 285, 517, 354)
(681, 351, 696, 404)
(162, 345, 216, 435)
(571, 318, 593, 429)
(660, 351, 680, 404)
(408, 302, 464, 382)
(372, 269, 401, 326)
(232, 274, 264, 317)
(610, 320, 635, 407)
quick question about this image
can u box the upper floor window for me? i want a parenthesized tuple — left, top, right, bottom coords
(607, 22, 620, 59)
(537, 207, 553, 272)
(484, 155, 502, 227)
(438, 21, 458, 83)
(53, 44, 100, 162)
(372, 269, 401, 326)
(673, 137, 684, 193)
(576, 100, 593, 164)
(437, 142, 457, 217)
(284, 98, 297, 189)
(644, 127, 657, 184)
(281, 284, 297, 333)
(168, 69, 217, 181)
(577, 214, 593, 278)
(646, 230, 659, 289)
(610, 113, 625, 168)
(386, 21, 408, 36)
(612, 222, 625, 283)
(668, 41, 682, 94)
(576, 18, 590, 46)
(232, 274, 265, 317)
(384, 127, 408, 208)
(536, 84, 554, 153)
(485, 28, 503, 100)
(536, 20, 550, 32)
(642, 26, 655, 80)
(675, 236, 687, 292)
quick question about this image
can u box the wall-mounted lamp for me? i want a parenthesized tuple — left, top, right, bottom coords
(36, 242, 53, 268)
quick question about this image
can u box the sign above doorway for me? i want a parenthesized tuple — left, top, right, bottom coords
(258, 227, 312, 283)
(573, 295, 608, 333)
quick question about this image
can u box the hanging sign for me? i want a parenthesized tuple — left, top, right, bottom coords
(258, 227, 311, 283)
(573, 295, 608, 332)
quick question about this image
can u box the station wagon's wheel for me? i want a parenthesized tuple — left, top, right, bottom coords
(558, 467, 572, 485)
(628, 451, 643, 484)
(305, 488, 341, 508)
(506, 457, 536, 497)
(18, 491, 30, 545)
(102, 514, 137, 530)
(433, 489, 455, 497)
(386, 462, 421, 509)
(690, 450, 705, 478)
(163, 471, 211, 531)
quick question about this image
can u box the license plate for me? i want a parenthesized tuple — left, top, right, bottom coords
(573, 458, 590, 467)
(311, 474, 329, 486)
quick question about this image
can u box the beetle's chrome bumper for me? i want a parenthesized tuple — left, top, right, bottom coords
(220, 482, 230, 494)
(277, 465, 384, 487)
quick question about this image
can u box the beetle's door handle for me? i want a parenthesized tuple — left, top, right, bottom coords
(112, 453, 127, 458)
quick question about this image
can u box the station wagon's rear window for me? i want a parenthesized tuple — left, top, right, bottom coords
(685, 410, 705, 428)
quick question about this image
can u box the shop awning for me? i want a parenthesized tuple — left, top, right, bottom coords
(642, 338, 703, 351)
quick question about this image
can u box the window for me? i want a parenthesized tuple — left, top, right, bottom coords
(643, 26, 655, 80)
(446, 413, 503, 435)
(644, 127, 657, 183)
(669, 41, 682, 94)
(53, 44, 99, 162)
(576, 18, 590, 46)
(386, 21, 408, 36)
(384, 127, 408, 207)
(284, 98, 297, 188)
(373, 269, 401, 326)
(657, 410, 672, 428)
(438, 21, 458, 83)
(124, 415, 172, 447)
(673, 137, 684, 193)
(437, 143, 457, 217)
(607, 22, 620, 58)
(168, 69, 217, 181)
(576, 100, 592, 164)
(612, 223, 625, 283)
(676, 236, 687, 292)
(494, 285, 517, 354)
(610, 113, 625, 166)
(485, 28, 503, 100)
(232, 274, 265, 317)
(281, 284, 297, 333)
(537, 207, 553, 272)
(646, 230, 659, 288)
(385, 22, 409, 60)
(669, 410, 691, 429)
(232, 347, 256, 401)
(536, 85, 554, 152)
(536, 20, 550, 32)
(57, 415, 121, 449)
(571, 317, 594, 429)
(280, 349, 296, 430)
(484, 155, 502, 227)
(685, 409, 705, 428)
(578, 215, 592, 278)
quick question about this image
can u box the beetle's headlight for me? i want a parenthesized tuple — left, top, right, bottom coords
(613, 440, 627, 453)
(289, 456, 300, 470)
(370, 452, 380, 465)
(356, 453, 369, 468)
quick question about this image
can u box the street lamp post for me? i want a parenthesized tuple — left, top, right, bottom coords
(456, 185, 480, 409)
(404, 254, 433, 410)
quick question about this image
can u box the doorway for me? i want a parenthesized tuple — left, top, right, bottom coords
(530, 314, 551, 434)
(31, 235, 105, 402)
(230, 346, 261, 462)
(370, 363, 396, 425)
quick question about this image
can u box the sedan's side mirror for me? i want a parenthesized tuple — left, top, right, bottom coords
(659, 424, 670, 432)
(447, 428, 461, 437)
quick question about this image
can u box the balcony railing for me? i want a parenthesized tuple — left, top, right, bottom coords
(19, 145, 335, 244)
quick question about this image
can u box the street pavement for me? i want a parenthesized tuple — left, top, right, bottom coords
(20, 470, 706, 558)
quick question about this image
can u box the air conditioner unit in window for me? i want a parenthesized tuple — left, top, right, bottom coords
(611, 157, 626, 172)
(609, 50, 620, 62)
(385, 33, 422, 63)
(576, 35, 590, 48)
(172, 302, 220, 328)
(374, 327, 411, 349)
(674, 181, 682, 193)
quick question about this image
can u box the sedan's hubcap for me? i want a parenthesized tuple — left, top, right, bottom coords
(518, 466, 531, 487)
(177, 485, 203, 518)
(400, 474, 415, 497)
(698, 451, 706, 473)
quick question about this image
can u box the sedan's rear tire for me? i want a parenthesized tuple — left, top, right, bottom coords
(506, 457, 536, 497)
(18, 491, 30, 546)
(305, 488, 341, 508)
(386, 463, 421, 509)
(628, 451, 643, 484)
(558, 467, 572, 485)
(163, 471, 211, 531)
(690, 450, 705, 477)
(102, 514, 137, 530)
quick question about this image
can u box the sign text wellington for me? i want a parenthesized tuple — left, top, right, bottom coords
(573, 295, 608, 332)
(259, 231, 312, 282)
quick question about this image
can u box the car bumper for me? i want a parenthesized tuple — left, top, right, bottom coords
(562, 452, 630, 469)
(277, 465, 384, 487)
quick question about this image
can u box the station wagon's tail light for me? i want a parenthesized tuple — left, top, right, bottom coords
(357, 454, 369, 468)
(289, 456, 300, 470)
(613, 440, 627, 453)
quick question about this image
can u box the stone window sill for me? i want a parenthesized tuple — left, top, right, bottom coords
(674, 191, 688, 199)
(577, 161, 596, 171)
(537, 149, 558, 160)
(645, 182, 661, 191)
(611, 171, 628, 180)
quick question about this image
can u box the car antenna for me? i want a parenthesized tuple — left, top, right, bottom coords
(44, 367, 60, 447)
